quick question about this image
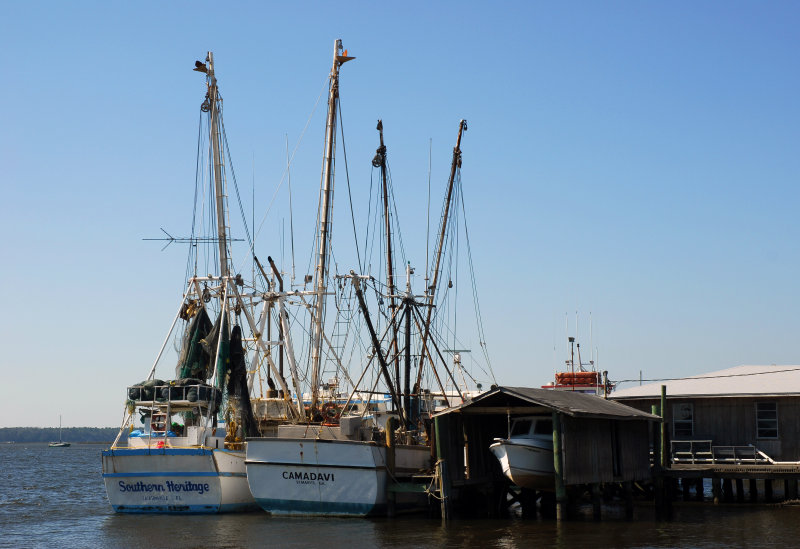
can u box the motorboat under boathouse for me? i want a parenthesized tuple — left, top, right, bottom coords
(429, 386, 658, 520)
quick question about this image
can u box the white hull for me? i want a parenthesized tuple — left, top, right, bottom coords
(102, 446, 256, 513)
(490, 439, 555, 491)
(245, 437, 430, 516)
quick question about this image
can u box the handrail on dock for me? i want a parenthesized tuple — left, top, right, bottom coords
(671, 440, 773, 465)
(671, 440, 712, 464)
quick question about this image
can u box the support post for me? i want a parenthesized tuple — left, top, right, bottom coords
(660, 385, 667, 469)
(765, 479, 773, 502)
(712, 477, 722, 504)
(520, 488, 537, 519)
(386, 416, 396, 518)
(682, 477, 691, 501)
(736, 479, 745, 503)
(722, 478, 733, 503)
(434, 415, 451, 521)
(652, 404, 664, 519)
(787, 478, 798, 500)
(552, 411, 567, 521)
(749, 479, 758, 503)
(592, 483, 602, 520)
(695, 477, 704, 501)
(624, 480, 634, 520)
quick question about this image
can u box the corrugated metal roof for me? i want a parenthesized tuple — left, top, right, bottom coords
(611, 365, 800, 400)
(436, 386, 658, 420)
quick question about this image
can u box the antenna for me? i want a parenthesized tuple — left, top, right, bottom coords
(425, 137, 432, 288)
(590, 311, 593, 366)
(286, 133, 296, 284)
(143, 228, 243, 252)
(252, 150, 255, 285)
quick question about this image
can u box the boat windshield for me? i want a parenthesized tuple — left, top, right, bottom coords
(533, 419, 553, 435)
(510, 420, 532, 437)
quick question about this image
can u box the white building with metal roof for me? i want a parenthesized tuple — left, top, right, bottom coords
(611, 365, 800, 462)
(612, 365, 800, 399)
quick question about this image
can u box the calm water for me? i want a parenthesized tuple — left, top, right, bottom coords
(2, 443, 800, 548)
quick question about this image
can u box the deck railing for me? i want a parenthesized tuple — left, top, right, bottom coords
(671, 440, 773, 465)
(127, 382, 221, 408)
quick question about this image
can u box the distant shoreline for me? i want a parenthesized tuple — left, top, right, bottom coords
(0, 427, 124, 443)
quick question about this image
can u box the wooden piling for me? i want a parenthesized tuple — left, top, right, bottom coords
(624, 480, 634, 520)
(591, 483, 602, 520)
(681, 478, 691, 501)
(660, 386, 667, 469)
(764, 479, 773, 502)
(385, 416, 397, 517)
(722, 478, 733, 503)
(749, 479, 758, 503)
(652, 403, 665, 520)
(552, 411, 567, 521)
(712, 477, 722, 504)
(520, 488, 537, 518)
(540, 491, 556, 519)
(433, 416, 452, 520)
(735, 479, 744, 503)
(787, 478, 798, 500)
(695, 477, 704, 501)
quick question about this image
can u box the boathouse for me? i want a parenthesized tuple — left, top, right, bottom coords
(431, 386, 657, 518)
(611, 365, 800, 462)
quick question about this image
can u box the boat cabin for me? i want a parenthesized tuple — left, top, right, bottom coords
(508, 416, 553, 439)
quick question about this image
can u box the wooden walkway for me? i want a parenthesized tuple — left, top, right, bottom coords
(667, 463, 800, 479)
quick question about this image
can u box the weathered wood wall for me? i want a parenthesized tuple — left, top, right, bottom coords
(618, 396, 800, 461)
(561, 416, 651, 484)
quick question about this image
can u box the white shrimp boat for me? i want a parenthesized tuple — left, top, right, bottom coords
(246, 423, 431, 516)
(102, 52, 296, 513)
(245, 40, 488, 517)
(489, 416, 555, 490)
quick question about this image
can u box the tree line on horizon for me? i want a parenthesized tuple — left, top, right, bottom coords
(0, 427, 125, 443)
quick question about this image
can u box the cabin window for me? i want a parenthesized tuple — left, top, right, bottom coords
(533, 419, 553, 435)
(756, 402, 778, 439)
(672, 403, 694, 438)
(511, 420, 532, 437)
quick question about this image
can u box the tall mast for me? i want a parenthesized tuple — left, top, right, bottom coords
(375, 120, 396, 309)
(310, 40, 354, 414)
(417, 120, 467, 382)
(403, 264, 412, 428)
(197, 52, 230, 279)
(374, 120, 400, 393)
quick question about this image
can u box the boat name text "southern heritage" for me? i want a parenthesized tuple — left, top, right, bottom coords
(282, 471, 334, 483)
(118, 480, 211, 495)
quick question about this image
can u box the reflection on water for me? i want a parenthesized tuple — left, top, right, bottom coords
(2, 443, 800, 548)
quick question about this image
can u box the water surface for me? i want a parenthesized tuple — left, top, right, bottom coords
(2, 443, 798, 548)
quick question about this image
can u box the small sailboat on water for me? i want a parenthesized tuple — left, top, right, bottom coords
(48, 415, 70, 448)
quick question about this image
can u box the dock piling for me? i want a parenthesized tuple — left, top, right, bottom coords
(749, 479, 758, 503)
(712, 478, 722, 504)
(786, 479, 798, 500)
(551, 411, 567, 521)
(722, 478, 733, 503)
(591, 483, 602, 520)
(386, 416, 397, 518)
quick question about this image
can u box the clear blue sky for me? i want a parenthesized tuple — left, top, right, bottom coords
(2, 2, 798, 427)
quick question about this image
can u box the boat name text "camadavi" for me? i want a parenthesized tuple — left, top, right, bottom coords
(282, 471, 334, 483)
(117, 480, 211, 494)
